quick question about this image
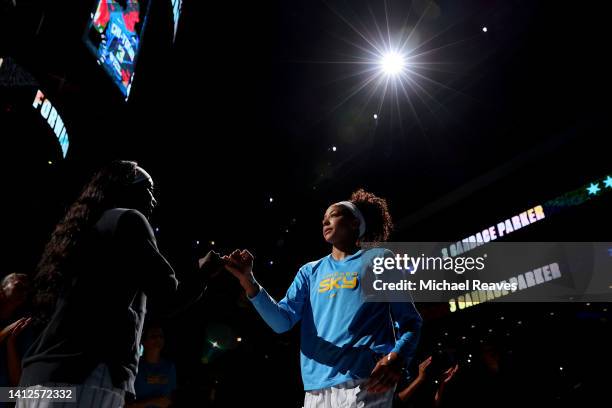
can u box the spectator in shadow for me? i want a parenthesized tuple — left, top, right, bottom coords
(395, 352, 459, 408)
(127, 323, 176, 408)
(1, 272, 33, 407)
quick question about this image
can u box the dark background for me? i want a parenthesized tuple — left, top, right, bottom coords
(1, 0, 611, 406)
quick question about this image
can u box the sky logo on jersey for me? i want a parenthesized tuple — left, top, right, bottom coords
(319, 272, 359, 297)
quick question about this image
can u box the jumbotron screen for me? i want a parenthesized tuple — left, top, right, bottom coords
(83, 0, 151, 99)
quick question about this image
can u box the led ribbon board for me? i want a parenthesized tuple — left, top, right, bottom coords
(31, 90, 70, 157)
(441, 174, 612, 258)
(440, 174, 612, 312)
(1, 57, 70, 158)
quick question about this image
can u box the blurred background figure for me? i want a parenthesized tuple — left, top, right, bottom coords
(1, 273, 33, 408)
(395, 350, 459, 408)
(0, 273, 30, 322)
(128, 323, 177, 408)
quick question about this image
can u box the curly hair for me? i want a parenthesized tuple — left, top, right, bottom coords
(350, 189, 393, 243)
(33, 160, 140, 323)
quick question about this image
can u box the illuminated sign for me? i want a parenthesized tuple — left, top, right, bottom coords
(32, 90, 69, 157)
(444, 174, 611, 312)
(448, 262, 561, 312)
(441, 205, 546, 257)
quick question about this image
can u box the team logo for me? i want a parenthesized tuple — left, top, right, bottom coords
(319, 272, 359, 297)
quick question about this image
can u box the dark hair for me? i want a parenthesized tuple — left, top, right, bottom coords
(350, 189, 393, 242)
(33, 160, 140, 322)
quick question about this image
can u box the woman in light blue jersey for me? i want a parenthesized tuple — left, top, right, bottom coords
(224, 189, 422, 408)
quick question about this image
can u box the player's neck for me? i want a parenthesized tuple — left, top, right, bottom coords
(331, 243, 359, 261)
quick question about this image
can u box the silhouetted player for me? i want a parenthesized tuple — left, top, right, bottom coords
(18, 160, 222, 407)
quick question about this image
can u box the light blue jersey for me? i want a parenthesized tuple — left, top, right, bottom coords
(249, 248, 422, 391)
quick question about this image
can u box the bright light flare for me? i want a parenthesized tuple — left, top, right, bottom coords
(379, 52, 406, 76)
(318, 1, 459, 132)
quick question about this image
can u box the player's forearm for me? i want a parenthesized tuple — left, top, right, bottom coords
(239, 273, 260, 298)
(248, 283, 295, 334)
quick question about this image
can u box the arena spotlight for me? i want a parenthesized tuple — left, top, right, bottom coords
(379, 51, 406, 76)
(320, 1, 453, 126)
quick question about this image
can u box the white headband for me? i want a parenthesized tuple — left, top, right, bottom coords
(335, 201, 366, 238)
(132, 166, 153, 185)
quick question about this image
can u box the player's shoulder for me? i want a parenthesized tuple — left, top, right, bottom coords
(298, 255, 330, 276)
(112, 208, 153, 237)
(116, 208, 149, 225)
